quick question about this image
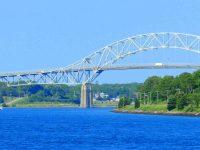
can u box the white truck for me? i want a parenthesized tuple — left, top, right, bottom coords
(154, 63, 163, 66)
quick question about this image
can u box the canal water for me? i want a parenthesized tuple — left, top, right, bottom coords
(1, 108, 200, 150)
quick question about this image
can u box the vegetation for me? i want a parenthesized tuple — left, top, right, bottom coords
(118, 97, 132, 108)
(0, 83, 140, 107)
(0, 96, 4, 103)
(134, 98, 140, 109)
(167, 96, 176, 111)
(119, 70, 200, 114)
(93, 83, 141, 98)
(121, 103, 167, 112)
(93, 100, 118, 107)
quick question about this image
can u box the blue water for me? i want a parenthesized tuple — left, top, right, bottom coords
(1, 108, 200, 150)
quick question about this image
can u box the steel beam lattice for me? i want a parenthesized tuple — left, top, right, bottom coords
(1, 32, 200, 86)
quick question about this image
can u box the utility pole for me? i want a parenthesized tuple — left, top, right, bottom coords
(166, 90, 170, 102)
(18, 87, 20, 98)
(156, 91, 159, 104)
(142, 93, 145, 104)
(136, 92, 139, 100)
(139, 92, 142, 101)
(148, 92, 152, 104)
(144, 93, 147, 105)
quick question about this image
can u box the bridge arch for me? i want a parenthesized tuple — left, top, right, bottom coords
(1, 32, 200, 86)
(74, 32, 200, 83)
(1, 32, 200, 108)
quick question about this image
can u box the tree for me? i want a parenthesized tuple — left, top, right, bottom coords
(167, 96, 176, 111)
(2, 103, 8, 107)
(0, 96, 4, 103)
(143, 76, 161, 92)
(134, 99, 140, 109)
(193, 70, 200, 89)
(176, 93, 189, 110)
(158, 76, 175, 99)
(188, 93, 200, 108)
(118, 97, 132, 108)
(177, 72, 195, 93)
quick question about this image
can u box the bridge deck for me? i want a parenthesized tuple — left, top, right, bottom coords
(0, 64, 199, 78)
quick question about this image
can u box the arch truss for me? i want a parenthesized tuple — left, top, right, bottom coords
(1, 32, 200, 86)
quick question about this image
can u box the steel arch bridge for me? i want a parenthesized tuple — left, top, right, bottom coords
(1, 32, 200, 86)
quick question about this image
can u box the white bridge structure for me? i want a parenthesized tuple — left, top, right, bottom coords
(1, 32, 200, 108)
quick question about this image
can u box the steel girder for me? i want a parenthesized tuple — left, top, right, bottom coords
(1, 32, 200, 86)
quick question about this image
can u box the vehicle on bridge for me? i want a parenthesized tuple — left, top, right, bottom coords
(154, 63, 163, 66)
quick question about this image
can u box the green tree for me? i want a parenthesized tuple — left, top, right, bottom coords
(177, 72, 195, 93)
(176, 93, 189, 110)
(193, 70, 200, 89)
(0, 96, 4, 103)
(2, 103, 8, 107)
(158, 76, 175, 100)
(143, 76, 161, 92)
(134, 99, 140, 109)
(118, 97, 132, 108)
(188, 93, 200, 108)
(167, 95, 176, 111)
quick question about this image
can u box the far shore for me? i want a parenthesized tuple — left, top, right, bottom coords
(1, 104, 116, 109)
(2, 105, 79, 108)
(113, 109, 200, 117)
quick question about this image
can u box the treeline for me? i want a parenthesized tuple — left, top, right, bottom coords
(0, 82, 140, 104)
(93, 83, 141, 98)
(137, 70, 200, 111)
(0, 84, 81, 104)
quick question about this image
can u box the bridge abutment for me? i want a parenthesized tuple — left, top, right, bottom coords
(80, 83, 93, 108)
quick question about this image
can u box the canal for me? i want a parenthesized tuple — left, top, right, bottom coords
(0, 108, 200, 149)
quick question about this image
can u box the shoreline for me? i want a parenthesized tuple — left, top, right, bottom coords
(2, 106, 79, 109)
(113, 109, 200, 117)
(1, 105, 116, 109)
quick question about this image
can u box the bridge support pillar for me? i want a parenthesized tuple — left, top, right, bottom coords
(80, 83, 93, 108)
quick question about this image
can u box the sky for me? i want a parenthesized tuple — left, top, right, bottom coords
(0, 0, 200, 83)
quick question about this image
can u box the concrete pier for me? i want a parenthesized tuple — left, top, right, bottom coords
(80, 83, 93, 108)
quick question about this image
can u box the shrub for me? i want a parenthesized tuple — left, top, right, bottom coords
(167, 96, 176, 111)
(118, 97, 131, 108)
(134, 99, 140, 109)
(2, 103, 8, 107)
(188, 93, 200, 108)
(0, 96, 4, 103)
(176, 94, 188, 110)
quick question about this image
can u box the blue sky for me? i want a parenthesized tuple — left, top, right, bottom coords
(0, 0, 200, 83)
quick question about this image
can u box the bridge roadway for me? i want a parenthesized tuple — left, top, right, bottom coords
(2, 32, 200, 108)
(97, 64, 200, 71)
(1, 63, 198, 108)
(1, 32, 200, 108)
(0, 64, 199, 78)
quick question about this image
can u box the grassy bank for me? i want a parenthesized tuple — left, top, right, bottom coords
(117, 103, 200, 116)
(120, 103, 167, 112)
(2, 97, 117, 108)
(11, 102, 79, 108)
(3, 97, 79, 108)
(93, 101, 118, 107)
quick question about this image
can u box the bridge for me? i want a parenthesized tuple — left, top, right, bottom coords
(1, 32, 200, 108)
